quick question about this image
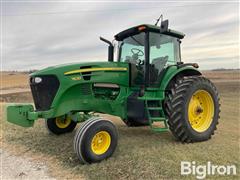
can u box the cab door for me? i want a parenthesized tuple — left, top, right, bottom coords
(148, 32, 180, 87)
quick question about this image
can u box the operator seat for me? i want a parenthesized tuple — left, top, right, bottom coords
(149, 56, 168, 84)
(151, 56, 168, 74)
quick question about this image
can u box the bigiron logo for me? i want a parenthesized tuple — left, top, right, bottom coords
(181, 161, 237, 179)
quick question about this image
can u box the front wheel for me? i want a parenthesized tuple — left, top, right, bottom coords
(165, 76, 220, 142)
(46, 116, 77, 135)
(74, 117, 118, 164)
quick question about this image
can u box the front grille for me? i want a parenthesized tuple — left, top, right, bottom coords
(30, 75, 60, 111)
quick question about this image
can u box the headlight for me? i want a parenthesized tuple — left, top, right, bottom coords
(34, 77, 42, 83)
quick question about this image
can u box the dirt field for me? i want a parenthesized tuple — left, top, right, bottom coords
(0, 70, 239, 179)
(0, 72, 29, 89)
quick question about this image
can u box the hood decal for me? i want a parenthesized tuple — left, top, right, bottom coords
(64, 67, 127, 75)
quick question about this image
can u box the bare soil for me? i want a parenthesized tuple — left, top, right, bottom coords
(0, 148, 54, 180)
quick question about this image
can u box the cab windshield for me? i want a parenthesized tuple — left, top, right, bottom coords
(118, 33, 145, 64)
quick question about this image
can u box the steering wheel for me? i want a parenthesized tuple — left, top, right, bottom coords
(131, 48, 144, 57)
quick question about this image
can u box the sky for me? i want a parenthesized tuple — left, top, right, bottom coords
(1, 0, 239, 70)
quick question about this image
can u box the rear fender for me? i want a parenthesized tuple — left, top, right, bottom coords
(160, 66, 201, 91)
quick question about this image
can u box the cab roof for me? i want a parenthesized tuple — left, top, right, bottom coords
(114, 24, 185, 41)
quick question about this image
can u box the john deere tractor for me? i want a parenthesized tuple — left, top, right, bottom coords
(6, 19, 220, 164)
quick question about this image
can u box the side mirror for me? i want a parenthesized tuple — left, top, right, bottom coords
(100, 37, 114, 62)
(160, 20, 169, 33)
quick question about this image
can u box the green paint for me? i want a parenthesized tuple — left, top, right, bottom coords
(6, 104, 35, 127)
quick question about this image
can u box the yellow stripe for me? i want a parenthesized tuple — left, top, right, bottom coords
(64, 67, 127, 75)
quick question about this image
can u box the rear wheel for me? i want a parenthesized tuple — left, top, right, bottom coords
(46, 116, 77, 135)
(165, 76, 220, 142)
(74, 117, 118, 164)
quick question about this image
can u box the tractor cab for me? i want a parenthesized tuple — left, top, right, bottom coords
(115, 23, 185, 87)
(102, 21, 185, 88)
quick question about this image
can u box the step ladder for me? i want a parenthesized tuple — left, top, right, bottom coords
(145, 99, 168, 132)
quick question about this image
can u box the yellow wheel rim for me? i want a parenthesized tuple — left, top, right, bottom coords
(91, 131, 111, 155)
(188, 90, 214, 132)
(55, 116, 71, 129)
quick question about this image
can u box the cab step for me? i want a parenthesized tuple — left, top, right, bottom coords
(151, 127, 169, 132)
(147, 107, 162, 110)
(149, 117, 166, 121)
(145, 99, 168, 132)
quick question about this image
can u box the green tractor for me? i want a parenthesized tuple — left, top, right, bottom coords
(6, 19, 220, 164)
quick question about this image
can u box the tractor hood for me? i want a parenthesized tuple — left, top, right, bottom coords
(30, 61, 128, 77)
(29, 61, 129, 112)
